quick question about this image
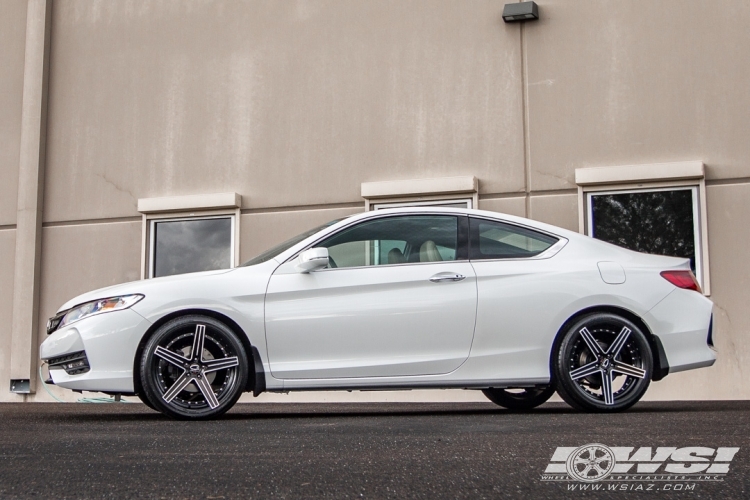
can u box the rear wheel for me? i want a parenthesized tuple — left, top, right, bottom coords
(482, 385, 556, 410)
(139, 315, 249, 420)
(554, 313, 652, 412)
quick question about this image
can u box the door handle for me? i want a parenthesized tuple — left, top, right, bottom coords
(429, 272, 466, 283)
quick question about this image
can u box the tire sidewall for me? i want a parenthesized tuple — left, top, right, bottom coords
(140, 315, 249, 420)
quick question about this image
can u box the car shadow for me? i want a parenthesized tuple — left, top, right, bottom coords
(33, 400, 750, 423)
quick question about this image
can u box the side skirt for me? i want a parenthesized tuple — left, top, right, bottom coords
(270, 378, 551, 393)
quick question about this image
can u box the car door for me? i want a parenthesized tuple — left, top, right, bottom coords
(264, 214, 477, 379)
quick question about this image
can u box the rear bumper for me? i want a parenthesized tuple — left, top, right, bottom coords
(644, 289, 716, 375)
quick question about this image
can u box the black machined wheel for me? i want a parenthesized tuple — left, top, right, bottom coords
(482, 385, 556, 410)
(554, 313, 652, 412)
(139, 315, 248, 420)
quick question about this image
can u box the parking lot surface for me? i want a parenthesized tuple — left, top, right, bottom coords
(0, 401, 747, 499)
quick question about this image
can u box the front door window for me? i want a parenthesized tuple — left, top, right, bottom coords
(317, 215, 465, 268)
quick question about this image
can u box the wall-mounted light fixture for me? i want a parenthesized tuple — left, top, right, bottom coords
(502, 1, 539, 23)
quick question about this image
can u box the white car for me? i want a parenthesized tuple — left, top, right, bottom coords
(41, 207, 716, 419)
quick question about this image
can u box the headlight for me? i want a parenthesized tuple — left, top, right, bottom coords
(55, 294, 144, 331)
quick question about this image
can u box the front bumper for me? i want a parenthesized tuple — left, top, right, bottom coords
(40, 308, 152, 393)
(645, 288, 717, 375)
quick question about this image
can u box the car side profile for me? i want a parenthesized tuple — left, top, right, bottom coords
(40, 207, 716, 419)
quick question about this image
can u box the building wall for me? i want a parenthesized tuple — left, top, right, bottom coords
(2, 0, 749, 402)
(0, 0, 27, 402)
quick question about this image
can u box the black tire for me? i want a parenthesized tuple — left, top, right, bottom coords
(554, 313, 652, 412)
(482, 385, 556, 410)
(136, 391, 156, 410)
(139, 315, 249, 420)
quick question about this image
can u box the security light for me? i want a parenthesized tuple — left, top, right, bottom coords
(502, 1, 539, 23)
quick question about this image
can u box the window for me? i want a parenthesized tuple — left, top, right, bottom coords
(317, 215, 466, 269)
(575, 161, 709, 293)
(149, 216, 235, 278)
(586, 187, 702, 279)
(138, 192, 242, 279)
(469, 218, 558, 260)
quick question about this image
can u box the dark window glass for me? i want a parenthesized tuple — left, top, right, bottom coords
(469, 218, 558, 260)
(318, 215, 461, 269)
(590, 190, 696, 271)
(152, 218, 232, 277)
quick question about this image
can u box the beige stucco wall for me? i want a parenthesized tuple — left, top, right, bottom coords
(1, 0, 749, 402)
(0, 0, 27, 225)
(524, 0, 750, 191)
(43, 0, 525, 224)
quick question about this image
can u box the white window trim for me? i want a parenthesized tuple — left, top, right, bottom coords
(575, 162, 710, 295)
(372, 198, 473, 210)
(361, 176, 478, 211)
(138, 193, 242, 279)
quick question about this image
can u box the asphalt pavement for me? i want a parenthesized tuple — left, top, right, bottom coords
(0, 401, 747, 499)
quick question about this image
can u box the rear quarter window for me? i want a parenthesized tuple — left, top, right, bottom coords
(470, 218, 558, 260)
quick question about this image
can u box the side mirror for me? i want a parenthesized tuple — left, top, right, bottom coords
(295, 247, 329, 273)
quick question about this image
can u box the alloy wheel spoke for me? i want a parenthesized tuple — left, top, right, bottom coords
(607, 326, 632, 357)
(570, 361, 601, 380)
(162, 373, 193, 403)
(601, 370, 615, 405)
(612, 361, 647, 379)
(579, 327, 603, 358)
(203, 356, 240, 374)
(191, 324, 206, 362)
(154, 346, 190, 369)
(194, 373, 220, 409)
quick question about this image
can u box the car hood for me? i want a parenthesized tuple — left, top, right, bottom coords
(57, 269, 235, 313)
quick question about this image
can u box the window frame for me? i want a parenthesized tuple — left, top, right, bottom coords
(579, 179, 710, 295)
(141, 208, 240, 279)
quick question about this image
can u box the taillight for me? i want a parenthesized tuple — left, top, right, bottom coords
(660, 270, 702, 293)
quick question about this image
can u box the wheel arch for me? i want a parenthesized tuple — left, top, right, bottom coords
(132, 308, 266, 398)
(549, 305, 669, 382)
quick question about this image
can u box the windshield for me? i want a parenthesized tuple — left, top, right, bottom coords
(239, 218, 344, 267)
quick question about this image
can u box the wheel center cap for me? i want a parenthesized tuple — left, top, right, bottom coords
(189, 364, 201, 374)
(601, 358, 611, 369)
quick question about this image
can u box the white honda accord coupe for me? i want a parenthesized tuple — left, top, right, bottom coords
(41, 207, 716, 419)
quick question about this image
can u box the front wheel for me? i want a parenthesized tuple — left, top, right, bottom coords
(482, 385, 556, 410)
(139, 315, 249, 420)
(554, 313, 652, 412)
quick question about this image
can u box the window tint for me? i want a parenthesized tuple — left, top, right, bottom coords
(469, 218, 557, 260)
(318, 215, 461, 269)
(589, 189, 697, 272)
(152, 218, 232, 277)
